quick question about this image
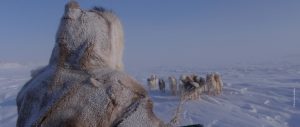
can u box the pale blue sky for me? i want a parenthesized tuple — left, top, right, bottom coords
(0, 0, 299, 70)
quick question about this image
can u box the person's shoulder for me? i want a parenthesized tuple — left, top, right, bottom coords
(91, 68, 147, 96)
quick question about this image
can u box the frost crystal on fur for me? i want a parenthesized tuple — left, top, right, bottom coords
(16, 1, 165, 127)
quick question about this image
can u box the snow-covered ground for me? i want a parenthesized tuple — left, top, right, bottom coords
(0, 63, 33, 127)
(0, 59, 299, 127)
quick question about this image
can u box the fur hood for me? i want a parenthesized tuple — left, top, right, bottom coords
(49, 1, 124, 71)
(16, 1, 166, 127)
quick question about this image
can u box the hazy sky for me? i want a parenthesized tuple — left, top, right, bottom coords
(0, 0, 299, 70)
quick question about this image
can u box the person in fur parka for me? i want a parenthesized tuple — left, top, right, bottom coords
(16, 1, 166, 127)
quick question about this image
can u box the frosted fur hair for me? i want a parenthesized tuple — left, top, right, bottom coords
(49, 1, 124, 71)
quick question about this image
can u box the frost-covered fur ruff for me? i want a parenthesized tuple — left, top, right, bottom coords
(49, 2, 124, 71)
(16, 1, 166, 127)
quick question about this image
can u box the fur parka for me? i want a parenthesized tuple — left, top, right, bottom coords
(16, 1, 165, 127)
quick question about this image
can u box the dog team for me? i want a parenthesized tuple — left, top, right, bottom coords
(147, 73, 223, 100)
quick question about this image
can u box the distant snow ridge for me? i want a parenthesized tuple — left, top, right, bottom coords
(0, 62, 25, 69)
